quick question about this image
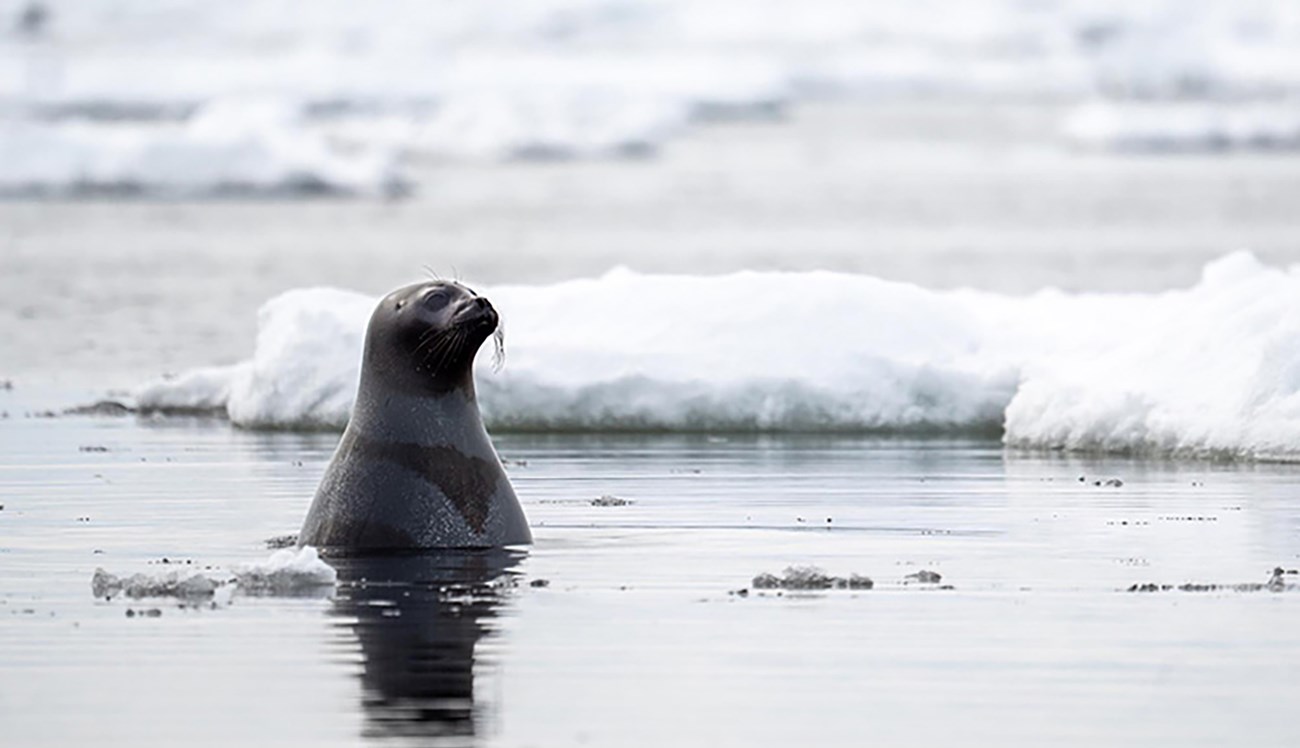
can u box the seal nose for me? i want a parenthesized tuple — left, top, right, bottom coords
(470, 296, 498, 327)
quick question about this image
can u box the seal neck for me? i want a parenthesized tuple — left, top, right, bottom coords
(348, 380, 491, 451)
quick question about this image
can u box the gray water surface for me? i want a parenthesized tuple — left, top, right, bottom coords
(2, 414, 1297, 746)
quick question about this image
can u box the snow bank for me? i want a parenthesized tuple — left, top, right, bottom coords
(1064, 101, 1300, 152)
(0, 99, 405, 197)
(1003, 253, 1300, 459)
(134, 253, 1300, 460)
(136, 287, 371, 427)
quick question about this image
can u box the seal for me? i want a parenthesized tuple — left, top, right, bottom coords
(298, 280, 532, 552)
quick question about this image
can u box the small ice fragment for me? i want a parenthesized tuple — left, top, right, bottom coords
(781, 566, 834, 589)
(92, 568, 121, 598)
(847, 574, 874, 590)
(233, 546, 337, 595)
(176, 575, 217, 597)
(751, 566, 869, 591)
(93, 567, 221, 599)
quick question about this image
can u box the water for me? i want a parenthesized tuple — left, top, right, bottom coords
(2, 410, 1298, 746)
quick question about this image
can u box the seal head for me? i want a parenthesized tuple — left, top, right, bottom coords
(299, 281, 532, 553)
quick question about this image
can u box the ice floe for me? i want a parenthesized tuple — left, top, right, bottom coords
(135, 252, 1300, 460)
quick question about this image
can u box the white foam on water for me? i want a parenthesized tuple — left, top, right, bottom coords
(0, 99, 404, 196)
(134, 253, 1300, 460)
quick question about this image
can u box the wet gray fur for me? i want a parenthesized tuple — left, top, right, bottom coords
(299, 281, 532, 552)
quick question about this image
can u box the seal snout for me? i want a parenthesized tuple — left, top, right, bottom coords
(458, 296, 498, 331)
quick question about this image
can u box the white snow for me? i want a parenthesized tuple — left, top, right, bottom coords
(1003, 252, 1300, 459)
(135, 253, 1300, 460)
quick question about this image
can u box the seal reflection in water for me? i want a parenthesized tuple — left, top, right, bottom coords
(300, 281, 532, 552)
(330, 550, 523, 742)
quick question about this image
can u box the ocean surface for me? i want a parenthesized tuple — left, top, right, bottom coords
(3, 2, 1300, 745)
(4, 416, 1299, 747)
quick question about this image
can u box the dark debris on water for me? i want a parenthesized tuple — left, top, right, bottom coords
(591, 495, 634, 507)
(1128, 567, 1297, 593)
(264, 534, 298, 550)
(904, 570, 942, 584)
(64, 400, 135, 417)
(1078, 475, 1124, 487)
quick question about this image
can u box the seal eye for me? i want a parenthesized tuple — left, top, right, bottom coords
(424, 290, 451, 311)
(394, 300, 405, 310)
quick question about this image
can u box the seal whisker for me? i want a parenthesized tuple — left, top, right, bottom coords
(438, 329, 468, 373)
(492, 324, 505, 373)
(412, 329, 450, 358)
(425, 327, 469, 374)
(419, 332, 456, 369)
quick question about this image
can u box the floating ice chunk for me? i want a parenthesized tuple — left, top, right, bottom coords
(133, 253, 1300, 460)
(90, 548, 335, 602)
(134, 269, 1020, 433)
(92, 568, 222, 599)
(752, 566, 873, 590)
(137, 287, 371, 426)
(232, 547, 337, 595)
(227, 288, 371, 429)
(1003, 252, 1300, 460)
(135, 364, 240, 415)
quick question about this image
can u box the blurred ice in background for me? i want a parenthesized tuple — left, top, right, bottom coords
(4, 0, 1300, 194)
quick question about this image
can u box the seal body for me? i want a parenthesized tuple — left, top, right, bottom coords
(299, 281, 531, 552)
